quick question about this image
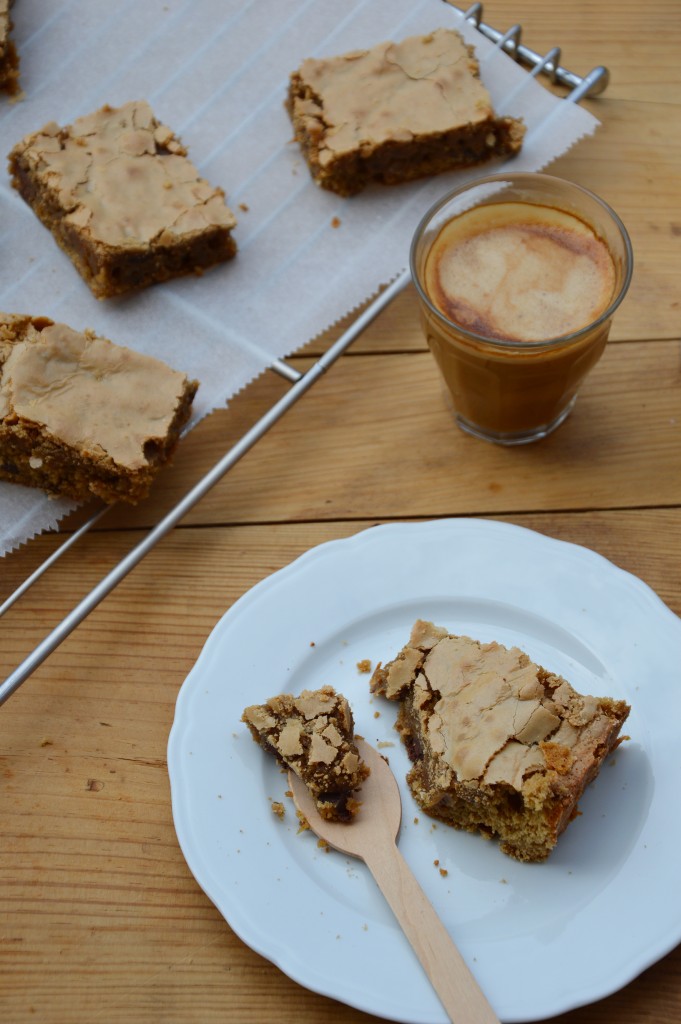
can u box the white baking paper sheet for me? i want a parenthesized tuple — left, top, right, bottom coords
(0, 0, 599, 554)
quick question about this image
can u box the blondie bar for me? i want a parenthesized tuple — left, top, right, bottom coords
(371, 620, 630, 861)
(0, 313, 198, 504)
(287, 28, 524, 196)
(0, 0, 19, 96)
(8, 100, 237, 297)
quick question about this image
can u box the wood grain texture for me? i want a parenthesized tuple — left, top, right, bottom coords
(2, 516, 681, 1023)
(2, 1, 681, 1022)
(57, 339, 681, 534)
(463, 0, 681, 101)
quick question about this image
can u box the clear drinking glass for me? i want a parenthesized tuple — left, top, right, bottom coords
(410, 173, 633, 445)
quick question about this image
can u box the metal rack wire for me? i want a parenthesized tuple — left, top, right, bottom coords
(0, 2, 610, 704)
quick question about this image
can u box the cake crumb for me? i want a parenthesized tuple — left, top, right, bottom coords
(331, 216, 342, 228)
(376, 740, 394, 749)
(356, 659, 372, 673)
(439, 868, 448, 877)
(271, 801, 285, 819)
(373, 710, 381, 718)
(239, 202, 250, 212)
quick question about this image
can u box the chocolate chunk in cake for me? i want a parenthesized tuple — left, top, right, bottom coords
(286, 28, 525, 196)
(242, 686, 370, 822)
(371, 620, 630, 861)
(8, 100, 237, 297)
(0, 312, 198, 504)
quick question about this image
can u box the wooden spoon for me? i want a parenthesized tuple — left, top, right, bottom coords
(288, 738, 500, 1024)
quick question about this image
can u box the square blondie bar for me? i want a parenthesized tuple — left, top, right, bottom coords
(371, 620, 630, 861)
(8, 100, 237, 298)
(287, 28, 525, 196)
(0, 313, 198, 504)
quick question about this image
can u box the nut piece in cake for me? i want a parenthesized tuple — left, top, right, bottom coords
(371, 620, 630, 861)
(0, 312, 198, 504)
(0, 0, 20, 97)
(287, 28, 525, 197)
(8, 100, 237, 297)
(242, 686, 370, 823)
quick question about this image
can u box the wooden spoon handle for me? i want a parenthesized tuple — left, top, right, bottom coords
(363, 843, 500, 1024)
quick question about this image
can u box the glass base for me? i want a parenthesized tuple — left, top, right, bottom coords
(455, 397, 577, 446)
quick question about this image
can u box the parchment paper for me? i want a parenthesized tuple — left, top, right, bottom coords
(0, 0, 599, 554)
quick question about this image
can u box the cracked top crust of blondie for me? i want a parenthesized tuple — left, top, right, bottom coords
(242, 685, 369, 822)
(370, 619, 629, 794)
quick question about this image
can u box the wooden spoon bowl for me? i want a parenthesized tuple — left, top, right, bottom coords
(288, 738, 500, 1024)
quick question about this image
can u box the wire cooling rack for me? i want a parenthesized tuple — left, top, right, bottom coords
(0, 2, 609, 704)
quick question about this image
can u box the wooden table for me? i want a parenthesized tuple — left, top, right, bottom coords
(2, 2, 680, 1021)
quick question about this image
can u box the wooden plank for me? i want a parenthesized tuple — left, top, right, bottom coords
(1, 514, 680, 1023)
(50, 339, 680, 535)
(471, 0, 681, 101)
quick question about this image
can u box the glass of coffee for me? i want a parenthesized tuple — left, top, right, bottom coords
(410, 173, 633, 445)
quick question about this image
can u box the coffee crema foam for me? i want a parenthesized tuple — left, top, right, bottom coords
(424, 201, 617, 343)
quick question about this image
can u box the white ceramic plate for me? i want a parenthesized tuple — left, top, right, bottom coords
(168, 519, 681, 1023)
